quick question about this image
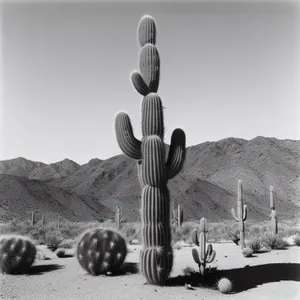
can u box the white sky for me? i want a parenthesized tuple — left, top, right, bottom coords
(1, 0, 299, 164)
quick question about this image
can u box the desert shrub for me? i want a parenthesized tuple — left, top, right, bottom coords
(294, 235, 300, 246)
(246, 238, 264, 253)
(242, 247, 253, 257)
(120, 222, 141, 243)
(45, 231, 64, 252)
(262, 233, 288, 250)
(182, 266, 196, 276)
(58, 239, 75, 249)
(55, 248, 66, 258)
(225, 227, 240, 245)
(217, 278, 232, 294)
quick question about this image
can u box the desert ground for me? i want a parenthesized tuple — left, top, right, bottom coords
(0, 242, 299, 300)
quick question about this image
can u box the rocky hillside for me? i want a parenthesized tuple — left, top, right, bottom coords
(0, 137, 299, 222)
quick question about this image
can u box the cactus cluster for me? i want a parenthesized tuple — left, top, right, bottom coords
(76, 228, 127, 276)
(231, 180, 247, 249)
(191, 218, 216, 275)
(173, 204, 184, 228)
(0, 235, 36, 274)
(269, 186, 278, 235)
(115, 15, 186, 285)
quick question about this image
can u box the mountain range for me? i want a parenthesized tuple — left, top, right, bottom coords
(0, 136, 299, 223)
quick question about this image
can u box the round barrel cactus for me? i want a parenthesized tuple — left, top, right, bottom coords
(76, 228, 127, 276)
(0, 235, 36, 274)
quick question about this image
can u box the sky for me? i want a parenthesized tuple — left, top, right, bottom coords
(0, 0, 299, 164)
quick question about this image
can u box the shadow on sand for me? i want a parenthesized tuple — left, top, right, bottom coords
(167, 263, 300, 293)
(28, 264, 65, 275)
(110, 262, 139, 276)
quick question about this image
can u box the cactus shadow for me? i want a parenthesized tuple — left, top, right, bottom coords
(110, 262, 139, 276)
(167, 263, 300, 293)
(219, 263, 300, 292)
(28, 264, 65, 275)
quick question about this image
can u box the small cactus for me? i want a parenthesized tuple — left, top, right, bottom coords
(191, 218, 216, 275)
(231, 180, 248, 249)
(242, 247, 253, 257)
(218, 277, 232, 294)
(76, 228, 127, 276)
(0, 235, 36, 274)
(270, 186, 278, 235)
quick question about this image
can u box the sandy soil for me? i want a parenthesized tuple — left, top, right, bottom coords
(0, 243, 299, 300)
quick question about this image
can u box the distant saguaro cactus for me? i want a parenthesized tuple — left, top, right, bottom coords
(31, 211, 36, 226)
(270, 186, 278, 235)
(76, 228, 127, 276)
(0, 235, 36, 274)
(57, 215, 61, 229)
(231, 180, 248, 249)
(115, 205, 122, 230)
(41, 215, 46, 226)
(173, 204, 183, 228)
(191, 218, 216, 275)
(115, 15, 186, 285)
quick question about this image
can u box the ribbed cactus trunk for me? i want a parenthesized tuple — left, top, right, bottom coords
(231, 180, 248, 249)
(270, 186, 278, 235)
(115, 15, 186, 285)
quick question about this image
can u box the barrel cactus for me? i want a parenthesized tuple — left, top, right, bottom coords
(115, 15, 186, 285)
(76, 228, 127, 276)
(0, 235, 36, 274)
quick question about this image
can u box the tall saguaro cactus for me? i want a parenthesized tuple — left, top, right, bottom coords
(115, 15, 186, 285)
(231, 180, 248, 249)
(270, 186, 278, 235)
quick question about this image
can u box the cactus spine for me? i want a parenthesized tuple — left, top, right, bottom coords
(173, 204, 183, 228)
(231, 180, 248, 249)
(115, 15, 186, 285)
(0, 235, 36, 274)
(76, 228, 127, 276)
(191, 218, 216, 275)
(270, 186, 278, 235)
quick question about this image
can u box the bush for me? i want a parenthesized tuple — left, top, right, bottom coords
(294, 235, 300, 246)
(58, 239, 76, 249)
(55, 248, 66, 258)
(247, 238, 264, 253)
(182, 266, 196, 276)
(242, 247, 253, 257)
(217, 278, 232, 294)
(262, 233, 288, 250)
